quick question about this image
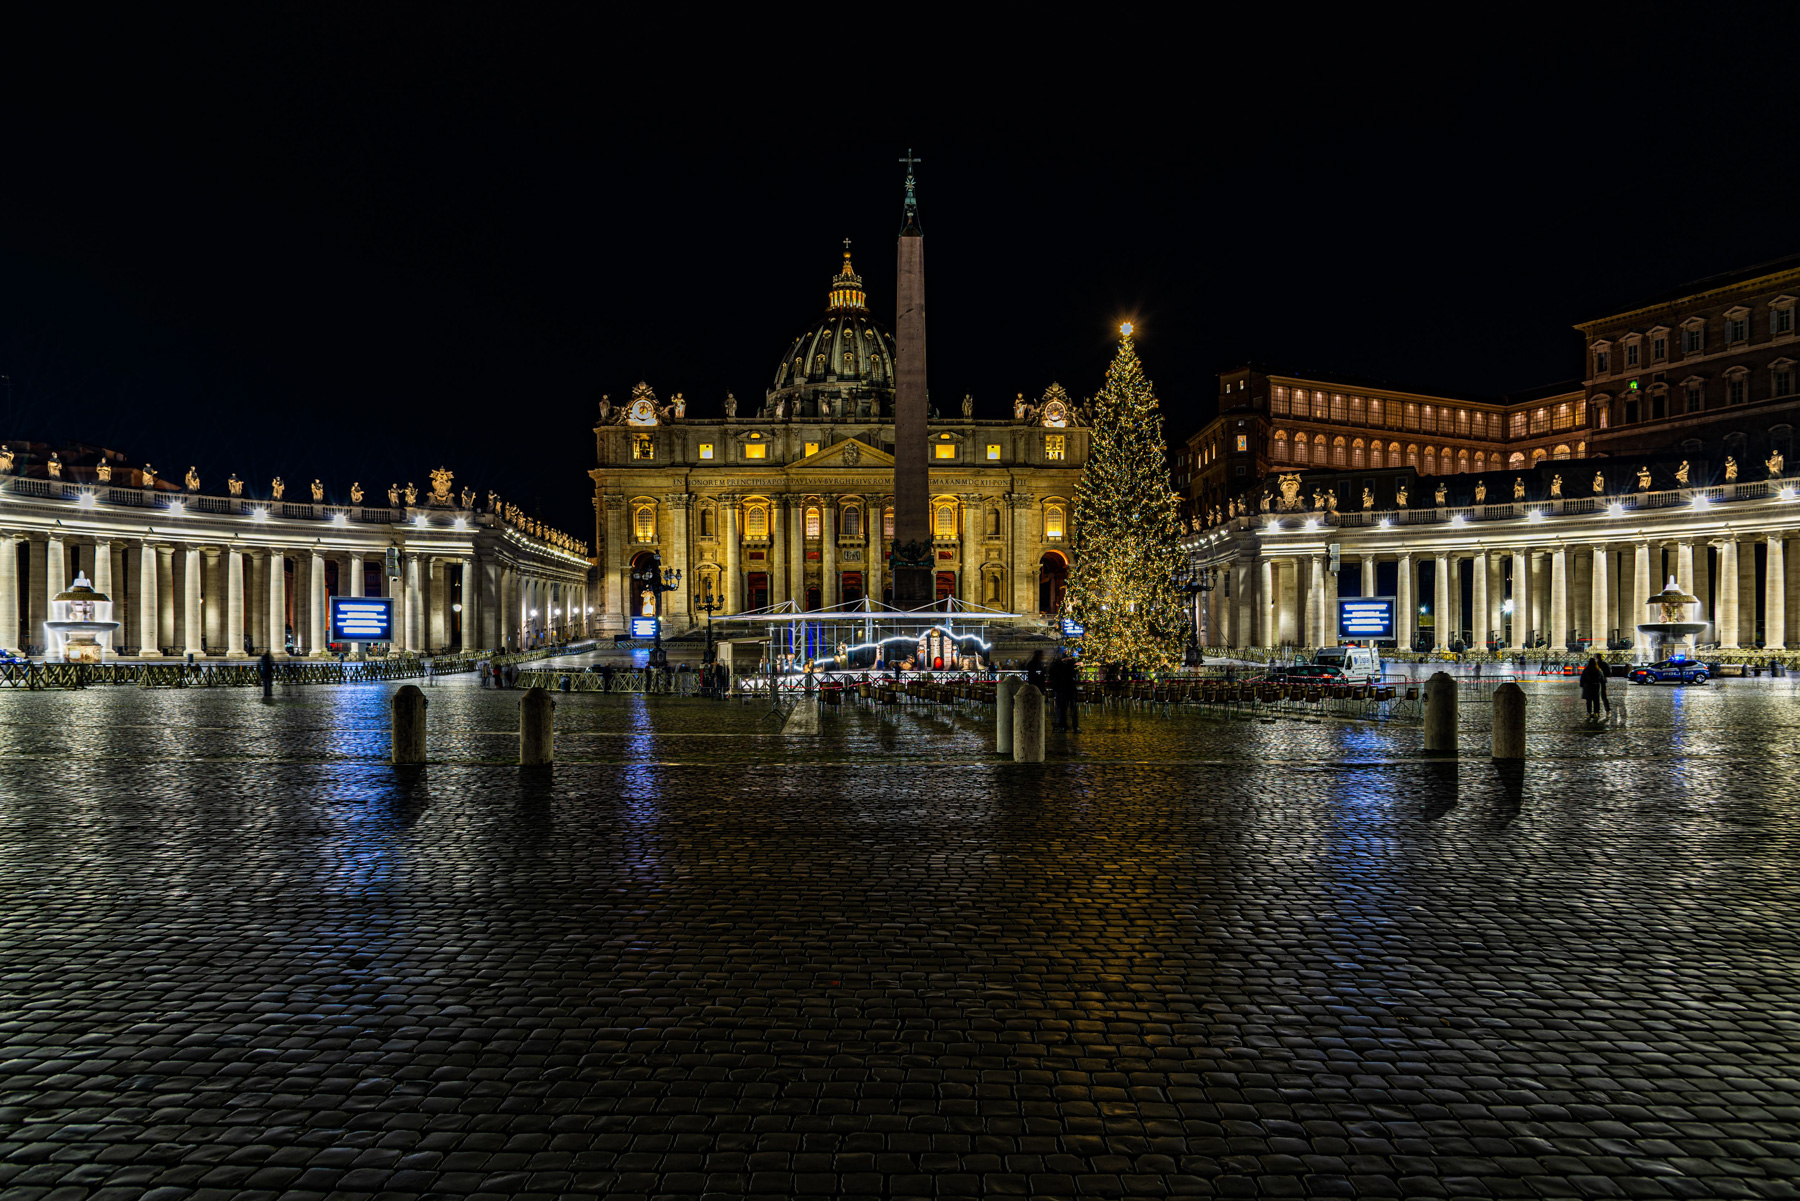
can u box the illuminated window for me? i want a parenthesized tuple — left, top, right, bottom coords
(699, 442, 714, 459)
(934, 504, 956, 537)
(883, 507, 894, 538)
(1236, 434, 1247, 452)
(1509, 452, 1525, 469)
(1293, 436, 1308, 464)
(1045, 504, 1065, 540)
(1530, 407, 1550, 435)
(632, 434, 654, 460)
(1457, 448, 1469, 472)
(986, 443, 1001, 460)
(1331, 436, 1347, 467)
(1552, 403, 1572, 431)
(1272, 430, 1288, 461)
(1553, 444, 1571, 460)
(934, 442, 957, 460)
(1044, 435, 1066, 460)
(1422, 447, 1436, 475)
(805, 507, 821, 538)
(1349, 395, 1365, 424)
(745, 504, 767, 537)
(804, 441, 820, 457)
(1368, 397, 1384, 426)
(1271, 386, 1289, 416)
(633, 503, 655, 541)
(1311, 391, 1328, 420)
(1406, 444, 1419, 469)
(1509, 411, 1527, 439)
(1351, 438, 1365, 469)
(843, 507, 860, 538)
(1330, 393, 1347, 422)
(743, 443, 767, 460)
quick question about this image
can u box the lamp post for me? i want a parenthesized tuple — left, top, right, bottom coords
(630, 553, 682, 668)
(693, 575, 723, 665)
(1173, 559, 1216, 666)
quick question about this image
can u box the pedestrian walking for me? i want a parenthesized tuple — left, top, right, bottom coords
(1579, 655, 1608, 718)
(1049, 652, 1080, 732)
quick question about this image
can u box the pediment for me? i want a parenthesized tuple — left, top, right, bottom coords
(796, 438, 893, 469)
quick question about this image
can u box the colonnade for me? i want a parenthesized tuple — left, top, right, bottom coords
(0, 532, 590, 658)
(1189, 501, 1800, 653)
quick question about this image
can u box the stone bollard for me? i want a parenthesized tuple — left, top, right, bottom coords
(1422, 671, 1457, 756)
(392, 684, 428, 764)
(1013, 683, 1045, 763)
(520, 686, 555, 765)
(1491, 682, 1526, 760)
(996, 676, 1021, 755)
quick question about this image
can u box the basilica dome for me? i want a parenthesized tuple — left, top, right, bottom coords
(765, 248, 897, 421)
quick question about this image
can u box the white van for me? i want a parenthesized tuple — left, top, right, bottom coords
(1312, 645, 1382, 684)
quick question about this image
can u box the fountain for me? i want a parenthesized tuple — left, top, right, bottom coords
(1635, 575, 1707, 662)
(44, 572, 122, 663)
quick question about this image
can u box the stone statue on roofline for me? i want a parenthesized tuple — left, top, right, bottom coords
(47, 453, 62, 479)
(186, 467, 200, 492)
(1474, 481, 1486, 503)
(1769, 449, 1785, 478)
(350, 482, 364, 504)
(1362, 486, 1374, 510)
(271, 476, 284, 500)
(1724, 457, 1738, 482)
(1593, 471, 1605, 493)
(1395, 483, 1408, 508)
(1433, 482, 1446, 506)
(723, 392, 737, 418)
(96, 461, 112, 483)
(1550, 474, 1563, 498)
(1637, 466, 1652, 490)
(227, 474, 242, 496)
(1675, 460, 1690, 486)
(311, 479, 324, 502)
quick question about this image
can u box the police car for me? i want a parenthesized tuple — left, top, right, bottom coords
(1628, 658, 1710, 685)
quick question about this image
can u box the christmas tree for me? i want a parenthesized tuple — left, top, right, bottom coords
(1064, 325, 1188, 671)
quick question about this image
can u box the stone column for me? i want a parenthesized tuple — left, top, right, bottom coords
(1276, 559, 1297, 645)
(865, 494, 884, 608)
(1508, 550, 1527, 649)
(1767, 535, 1786, 649)
(1718, 540, 1740, 648)
(225, 548, 246, 657)
(461, 556, 478, 650)
(1676, 540, 1695, 598)
(1604, 550, 1620, 643)
(1432, 553, 1450, 651)
(1006, 493, 1028, 614)
(137, 541, 162, 657)
(603, 495, 626, 623)
(428, 559, 447, 649)
(310, 550, 328, 656)
(959, 494, 978, 605)
(789, 496, 806, 607)
(0, 535, 17, 653)
(46, 536, 66, 629)
(1471, 552, 1488, 649)
(1234, 558, 1254, 649)
(405, 552, 423, 651)
(1307, 554, 1325, 646)
(269, 551, 288, 655)
(24, 539, 46, 652)
(1590, 545, 1609, 651)
(1549, 546, 1569, 650)
(1395, 553, 1414, 651)
(819, 501, 838, 608)
(722, 495, 740, 614)
(201, 548, 222, 654)
(157, 545, 176, 652)
(1531, 552, 1551, 645)
(92, 538, 113, 598)
(1633, 541, 1652, 653)
(1260, 556, 1276, 647)
(176, 546, 200, 657)
(346, 553, 364, 598)
(1487, 555, 1504, 644)
(248, 552, 265, 653)
(667, 494, 692, 624)
(1360, 554, 1377, 597)
(769, 497, 787, 606)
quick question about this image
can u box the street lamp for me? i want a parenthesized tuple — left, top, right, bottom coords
(1173, 558, 1216, 666)
(630, 552, 683, 668)
(693, 574, 723, 665)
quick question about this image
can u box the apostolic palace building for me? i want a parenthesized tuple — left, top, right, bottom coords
(1180, 253, 1800, 655)
(588, 248, 1088, 635)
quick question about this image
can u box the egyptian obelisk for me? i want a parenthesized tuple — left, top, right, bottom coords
(890, 151, 933, 609)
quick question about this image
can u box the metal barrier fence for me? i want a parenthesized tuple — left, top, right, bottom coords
(0, 641, 596, 690)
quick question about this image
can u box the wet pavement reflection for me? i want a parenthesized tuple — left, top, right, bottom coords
(1, 673, 1798, 1199)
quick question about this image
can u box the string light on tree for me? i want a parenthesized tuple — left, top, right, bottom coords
(1063, 323, 1187, 670)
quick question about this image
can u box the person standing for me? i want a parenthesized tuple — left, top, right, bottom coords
(1025, 650, 1047, 692)
(1049, 652, 1080, 733)
(1579, 655, 1607, 718)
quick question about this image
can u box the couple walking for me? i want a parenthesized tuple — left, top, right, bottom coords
(1025, 650, 1081, 732)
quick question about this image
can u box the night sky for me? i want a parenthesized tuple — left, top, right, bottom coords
(3, 13, 1797, 536)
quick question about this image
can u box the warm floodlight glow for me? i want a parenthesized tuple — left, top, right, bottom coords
(1379, 517, 1392, 528)
(1782, 487, 1796, 501)
(1608, 502, 1623, 516)
(332, 513, 347, 526)
(1527, 509, 1543, 522)
(1450, 513, 1465, 526)
(77, 492, 96, 507)
(253, 508, 269, 522)
(1120, 321, 1134, 336)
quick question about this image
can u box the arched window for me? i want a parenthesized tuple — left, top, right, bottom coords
(1532, 447, 1548, 463)
(1314, 434, 1327, 461)
(1596, 401, 1610, 429)
(805, 506, 822, 538)
(842, 506, 860, 538)
(1332, 436, 1347, 467)
(1351, 438, 1366, 468)
(1473, 451, 1485, 472)
(1292, 436, 1308, 464)
(934, 503, 957, 537)
(1553, 444, 1571, 460)
(1508, 451, 1525, 470)
(1389, 441, 1402, 464)
(1272, 430, 1288, 460)
(746, 503, 768, 538)
(1422, 446, 1436, 475)
(1407, 444, 1420, 469)
(1577, 441, 1587, 456)
(1044, 504, 1065, 540)
(633, 503, 656, 542)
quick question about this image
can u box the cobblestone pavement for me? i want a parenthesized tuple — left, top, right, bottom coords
(2, 673, 1799, 1200)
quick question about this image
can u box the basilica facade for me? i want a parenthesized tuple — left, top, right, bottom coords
(589, 250, 1088, 634)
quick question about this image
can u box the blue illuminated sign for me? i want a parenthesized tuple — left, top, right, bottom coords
(1337, 597, 1395, 640)
(630, 616, 659, 639)
(330, 596, 395, 642)
(1061, 618, 1086, 637)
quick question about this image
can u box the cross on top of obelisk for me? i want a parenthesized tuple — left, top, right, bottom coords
(899, 149, 921, 222)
